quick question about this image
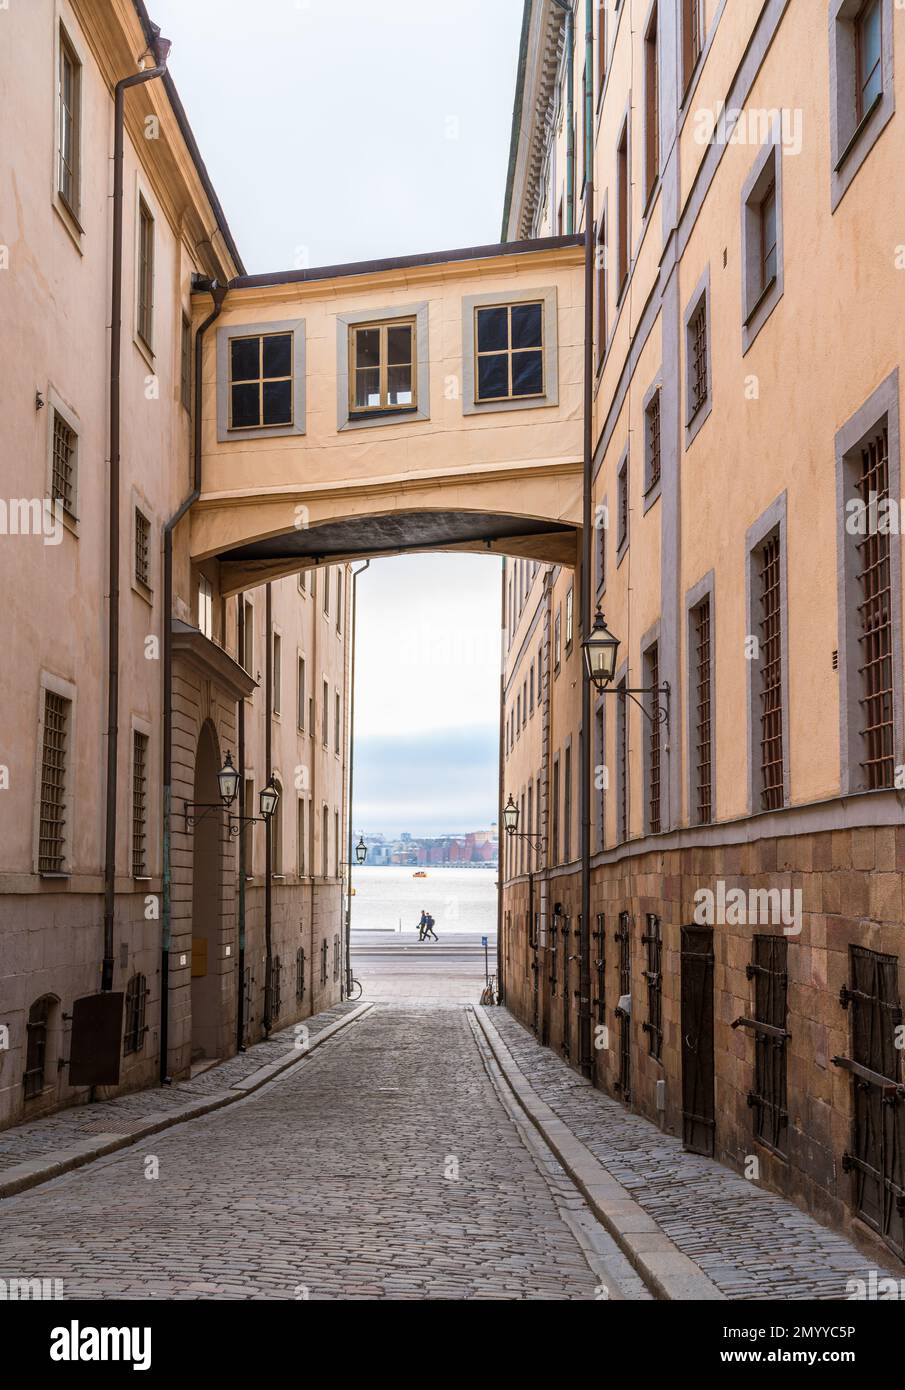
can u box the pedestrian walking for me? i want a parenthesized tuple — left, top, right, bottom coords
(416, 909, 428, 941)
(423, 912, 438, 942)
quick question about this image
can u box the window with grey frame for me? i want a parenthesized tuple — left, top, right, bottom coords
(229, 332, 293, 430)
(691, 594, 713, 824)
(616, 677, 628, 842)
(552, 756, 561, 865)
(755, 530, 785, 811)
(617, 456, 629, 554)
(39, 689, 70, 875)
(645, 643, 661, 834)
(741, 140, 783, 352)
(829, 0, 895, 210)
(51, 410, 77, 520)
(563, 744, 572, 862)
(58, 29, 82, 216)
(644, 389, 661, 496)
(474, 301, 544, 403)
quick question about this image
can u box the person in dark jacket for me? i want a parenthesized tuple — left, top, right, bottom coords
(422, 912, 438, 942)
(416, 909, 428, 941)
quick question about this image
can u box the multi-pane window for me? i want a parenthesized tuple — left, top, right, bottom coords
(123, 974, 149, 1055)
(760, 180, 778, 291)
(554, 608, 562, 670)
(297, 797, 306, 876)
(297, 656, 306, 731)
(616, 124, 629, 291)
(474, 302, 544, 402)
(682, 0, 703, 92)
(855, 424, 894, 788)
(646, 644, 661, 834)
(39, 690, 70, 874)
(552, 757, 560, 866)
(137, 199, 155, 348)
(757, 533, 784, 810)
(350, 319, 415, 413)
(180, 314, 192, 410)
(132, 731, 148, 877)
(229, 332, 293, 430)
(24, 996, 53, 1100)
(617, 678, 628, 842)
(134, 508, 150, 589)
(563, 745, 572, 862)
(693, 597, 713, 824)
(749, 936, 789, 1156)
(642, 914, 662, 1060)
(617, 458, 628, 549)
(689, 300, 708, 419)
(644, 5, 659, 202)
(51, 411, 77, 518)
(322, 805, 329, 878)
(645, 390, 661, 493)
(856, 0, 883, 122)
(335, 691, 341, 755)
(322, 679, 329, 747)
(336, 570, 343, 632)
(58, 29, 81, 213)
(272, 632, 281, 715)
(565, 585, 574, 650)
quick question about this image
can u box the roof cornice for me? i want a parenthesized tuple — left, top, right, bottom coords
(501, 0, 568, 243)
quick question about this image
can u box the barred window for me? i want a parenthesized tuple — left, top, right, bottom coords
(749, 936, 788, 1156)
(693, 597, 713, 824)
(645, 389, 661, 493)
(689, 300, 708, 419)
(855, 424, 894, 789)
(617, 677, 628, 842)
(39, 690, 70, 874)
(135, 508, 150, 589)
(296, 946, 306, 1002)
(123, 973, 149, 1055)
(320, 937, 328, 986)
(24, 996, 54, 1099)
(646, 643, 661, 834)
(132, 730, 148, 877)
(51, 411, 77, 518)
(642, 914, 662, 1060)
(757, 533, 784, 810)
(270, 955, 282, 1021)
(333, 933, 341, 982)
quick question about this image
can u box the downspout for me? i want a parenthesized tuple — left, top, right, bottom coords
(263, 582, 273, 1034)
(160, 278, 228, 1083)
(104, 29, 171, 993)
(236, 591, 246, 1051)
(497, 557, 506, 1004)
(551, 0, 575, 234)
(578, 0, 595, 1080)
(345, 561, 369, 995)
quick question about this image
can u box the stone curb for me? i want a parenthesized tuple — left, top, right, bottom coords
(473, 1006, 726, 1302)
(0, 1001, 373, 1201)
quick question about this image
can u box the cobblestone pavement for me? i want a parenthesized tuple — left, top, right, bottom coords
(0, 1001, 358, 1173)
(0, 1004, 614, 1300)
(487, 1008, 900, 1300)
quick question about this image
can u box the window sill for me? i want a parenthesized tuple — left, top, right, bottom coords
(132, 579, 153, 606)
(52, 194, 85, 254)
(835, 91, 884, 174)
(743, 274, 778, 329)
(642, 479, 661, 515)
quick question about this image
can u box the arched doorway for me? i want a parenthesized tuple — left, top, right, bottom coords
(191, 720, 223, 1062)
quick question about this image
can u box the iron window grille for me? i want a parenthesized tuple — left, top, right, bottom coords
(123, 973, 149, 1055)
(39, 690, 69, 874)
(134, 508, 150, 589)
(618, 461, 628, 547)
(757, 533, 784, 810)
(242, 967, 255, 1046)
(615, 913, 632, 1099)
(645, 390, 661, 493)
(349, 318, 416, 414)
(689, 300, 708, 419)
(474, 301, 544, 403)
(333, 934, 340, 982)
(617, 678, 628, 842)
(855, 424, 894, 788)
(229, 332, 293, 430)
(51, 411, 76, 518)
(561, 913, 572, 1059)
(647, 645, 661, 834)
(131, 731, 148, 877)
(693, 597, 713, 823)
(739, 936, 790, 1157)
(320, 938, 328, 987)
(642, 914, 662, 1060)
(23, 996, 53, 1099)
(593, 913, 606, 1024)
(296, 947, 306, 1002)
(270, 955, 282, 1021)
(137, 198, 154, 348)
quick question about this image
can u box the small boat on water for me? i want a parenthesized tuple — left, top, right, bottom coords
(413, 870, 427, 878)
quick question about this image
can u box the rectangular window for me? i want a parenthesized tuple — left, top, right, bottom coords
(855, 424, 894, 788)
(198, 575, 212, 639)
(322, 805, 329, 878)
(689, 301, 708, 419)
(645, 389, 661, 494)
(58, 28, 81, 214)
(522, 679, 527, 727)
(272, 632, 281, 715)
(554, 608, 562, 671)
(644, 6, 659, 203)
(598, 505, 607, 591)
(565, 586, 574, 650)
(323, 679, 329, 747)
(757, 533, 784, 810)
(323, 567, 330, 617)
(51, 411, 77, 518)
(297, 656, 306, 730)
(741, 143, 783, 351)
(642, 914, 662, 1060)
(856, 0, 883, 122)
(563, 745, 572, 862)
(617, 457, 629, 550)
(39, 690, 70, 874)
(242, 779, 254, 877)
(682, 0, 703, 95)
(646, 643, 661, 834)
(336, 569, 343, 632)
(137, 199, 155, 349)
(350, 318, 415, 414)
(180, 314, 192, 411)
(529, 665, 534, 714)
(617, 677, 628, 842)
(240, 598, 254, 674)
(829, 0, 893, 211)
(335, 691, 341, 755)
(616, 123, 629, 293)
(132, 731, 148, 877)
(297, 798, 306, 876)
(596, 213, 607, 358)
(552, 757, 560, 865)
(272, 789, 283, 876)
(597, 1, 607, 95)
(693, 596, 713, 823)
(229, 332, 293, 430)
(596, 706, 605, 848)
(335, 814, 340, 885)
(760, 180, 778, 290)
(516, 693, 521, 735)
(135, 508, 150, 589)
(749, 935, 789, 1156)
(474, 302, 544, 403)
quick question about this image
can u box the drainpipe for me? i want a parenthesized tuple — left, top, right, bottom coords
(159, 279, 228, 1083)
(345, 561, 369, 995)
(263, 582, 273, 1034)
(103, 27, 171, 994)
(236, 591, 247, 1051)
(497, 557, 506, 1003)
(551, 0, 576, 234)
(578, 0, 595, 1080)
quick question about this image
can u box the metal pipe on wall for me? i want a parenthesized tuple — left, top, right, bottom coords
(236, 591, 247, 1051)
(104, 33, 170, 995)
(551, 0, 576, 235)
(263, 582, 273, 1033)
(344, 561, 369, 996)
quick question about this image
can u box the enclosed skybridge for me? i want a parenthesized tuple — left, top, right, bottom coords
(190, 236, 585, 595)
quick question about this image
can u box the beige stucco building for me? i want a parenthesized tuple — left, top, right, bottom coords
(500, 0, 905, 1267)
(0, 0, 349, 1129)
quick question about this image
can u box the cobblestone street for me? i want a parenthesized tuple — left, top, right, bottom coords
(0, 1002, 633, 1301)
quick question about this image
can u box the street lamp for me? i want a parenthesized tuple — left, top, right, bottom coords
(217, 752, 240, 807)
(355, 836, 368, 865)
(581, 608, 620, 690)
(502, 794, 519, 836)
(258, 776, 280, 823)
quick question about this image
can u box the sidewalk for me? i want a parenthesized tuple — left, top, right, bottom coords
(478, 1006, 899, 1300)
(0, 999, 368, 1199)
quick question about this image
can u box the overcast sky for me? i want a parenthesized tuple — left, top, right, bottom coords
(150, 0, 520, 835)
